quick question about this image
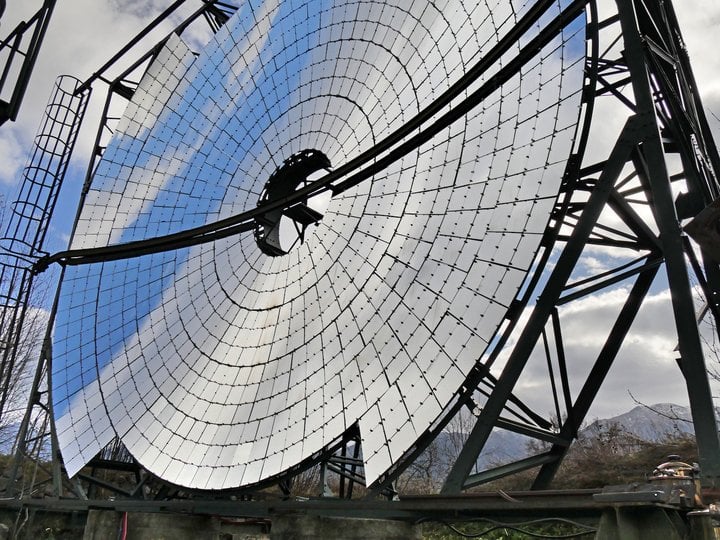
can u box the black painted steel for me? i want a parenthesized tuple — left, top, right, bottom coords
(441, 0, 720, 495)
(3, 76, 90, 495)
(0, 0, 56, 125)
(7, 0, 720, 510)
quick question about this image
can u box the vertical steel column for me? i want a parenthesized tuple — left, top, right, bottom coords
(617, 0, 720, 489)
(0, 0, 57, 124)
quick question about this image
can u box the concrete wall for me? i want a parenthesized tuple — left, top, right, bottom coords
(0, 508, 420, 539)
(269, 515, 421, 540)
(83, 510, 271, 540)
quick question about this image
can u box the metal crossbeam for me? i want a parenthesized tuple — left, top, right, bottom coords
(0, 0, 56, 125)
(441, 0, 720, 495)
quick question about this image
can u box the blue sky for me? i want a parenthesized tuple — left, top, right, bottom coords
(2, 1, 718, 248)
(1, 0, 719, 429)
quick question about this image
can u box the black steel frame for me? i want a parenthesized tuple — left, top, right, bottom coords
(6, 0, 720, 516)
(1, 75, 90, 498)
(440, 0, 720, 495)
(0, 0, 56, 125)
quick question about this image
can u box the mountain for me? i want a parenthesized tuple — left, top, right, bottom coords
(416, 403, 703, 480)
(582, 403, 696, 442)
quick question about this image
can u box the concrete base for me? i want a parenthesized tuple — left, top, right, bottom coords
(83, 510, 270, 540)
(81, 511, 419, 540)
(596, 507, 688, 540)
(269, 515, 421, 540)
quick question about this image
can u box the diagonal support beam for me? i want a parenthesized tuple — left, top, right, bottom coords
(441, 117, 643, 494)
(531, 260, 661, 488)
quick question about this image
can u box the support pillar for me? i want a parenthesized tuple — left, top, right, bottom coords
(83, 510, 271, 540)
(596, 507, 687, 540)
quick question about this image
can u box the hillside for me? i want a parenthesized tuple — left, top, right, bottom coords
(583, 403, 696, 442)
(403, 403, 703, 490)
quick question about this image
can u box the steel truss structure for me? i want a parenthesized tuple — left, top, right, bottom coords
(5, 0, 720, 518)
(323, 0, 720, 500)
(437, 0, 720, 495)
(0, 0, 56, 125)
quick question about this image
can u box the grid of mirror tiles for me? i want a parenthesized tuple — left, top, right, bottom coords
(53, 0, 586, 489)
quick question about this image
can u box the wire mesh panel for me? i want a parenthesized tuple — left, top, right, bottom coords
(53, 0, 587, 490)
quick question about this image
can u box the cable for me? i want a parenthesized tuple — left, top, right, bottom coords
(117, 511, 128, 540)
(417, 517, 597, 539)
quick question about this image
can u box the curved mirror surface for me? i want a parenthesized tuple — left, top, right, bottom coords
(53, 0, 586, 489)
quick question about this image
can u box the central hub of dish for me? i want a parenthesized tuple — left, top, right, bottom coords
(254, 149, 331, 256)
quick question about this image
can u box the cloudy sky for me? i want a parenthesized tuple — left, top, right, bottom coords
(1, 0, 719, 426)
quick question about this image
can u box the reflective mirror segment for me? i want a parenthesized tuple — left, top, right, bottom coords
(53, 0, 586, 489)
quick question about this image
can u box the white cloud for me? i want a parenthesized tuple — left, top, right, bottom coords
(498, 282, 720, 421)
(0, 127, 28, 184)
(1, 1, 215, 249)
(1, 0, 718, 428)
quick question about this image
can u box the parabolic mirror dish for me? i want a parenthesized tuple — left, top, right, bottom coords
(53, 0, 587, 489)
